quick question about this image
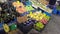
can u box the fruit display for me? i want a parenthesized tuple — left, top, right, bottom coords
(0, 0, 53, 34)
(30, 0, 52, 13)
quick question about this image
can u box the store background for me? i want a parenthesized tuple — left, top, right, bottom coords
(0, 0, 60, 34)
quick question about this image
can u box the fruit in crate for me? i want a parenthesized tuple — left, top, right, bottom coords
(12, 1, 26, 13)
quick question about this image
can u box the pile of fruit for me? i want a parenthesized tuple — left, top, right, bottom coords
(0, 0, 51, 34)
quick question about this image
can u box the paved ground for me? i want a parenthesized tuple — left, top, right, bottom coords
(28, 14, 60, 34)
